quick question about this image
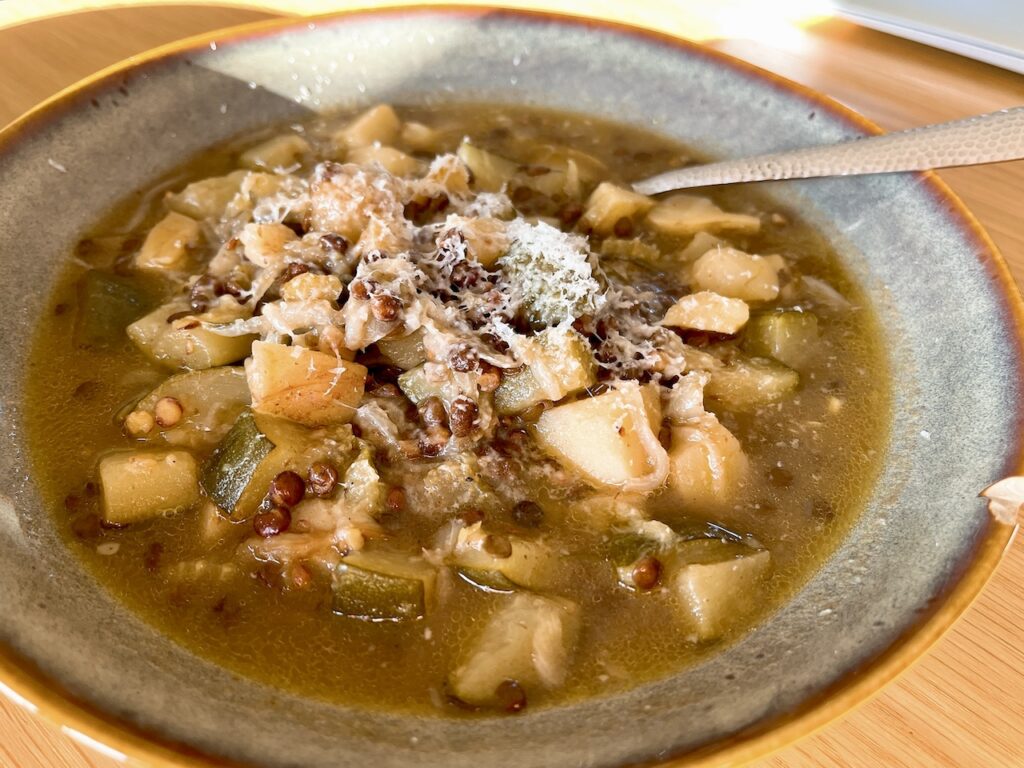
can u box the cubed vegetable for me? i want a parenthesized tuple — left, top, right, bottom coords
(599, 237, 661, 263)
(647, 194, 761, 237)
(456, 216, 509, 268)
(534, 383, 668, 493)
(400, 121, 441, 152)
(165, 171, 247, 219)
(704, 356, 799, 411)
(128, 302, 257, 370)
(457, 142, 519, 192)
(451, 522, 558, 590)
(347, 145, 421, 176)
(495, 328, 596, 415)
(200, 410, 275, 516)
(672, 542, 770, 640)
(238, 223, 298, 268)
(397, 363, 459, 406)
(332, 550, 436, 621)
(376, 328, 427, 370)
(742, 310, 820, 369)
(131, 367, 251, 449)
(73, 270, 148, 349)
(662, 291, 750, 335)
(246, 341, 367, 426)
(667, 415, 748, 508)
(677, 232, 723, 262)
(239, 134, 310, 171)
(691, 247, 785, 302)
(448, 593, 580, 708)
(99, 449, 199, 524)
(334, 104, 401, 150)
(579, 182, 654, 236)
(456, 568, 517, 594)
(135, 212, 201, 272)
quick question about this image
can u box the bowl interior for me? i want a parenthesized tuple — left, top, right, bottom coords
(0, 9, 1019, 768)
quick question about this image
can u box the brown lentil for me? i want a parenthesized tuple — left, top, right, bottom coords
(447, 344, 478, 372)
(418, 396, 448, 429)
(386, 487, 406, 513)
(449, 397, 478, 438)
(253, 507, 291, 538)
(268, 471, 306, 508)
(307, 462, 339, 497)
(370, 293, 402, 322)
(281, 262, 311, 282)
(511, 500, 544, 529)
(495, 679, 527, 713)
(349, 279, 369, 301)
(632, 556, 662, 591)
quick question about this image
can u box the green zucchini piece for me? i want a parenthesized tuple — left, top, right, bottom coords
(200, 410, 275, 515)
(332, 551, 436, 622)
(376, 328, 427, 370)
(742, 311, 819, 369)
(705, 356, 799, 411)
(493, 328, 596, 415)
(397, 364, 458, 406)
(74, 271, 148, 349)
(456, 568, 517, 594)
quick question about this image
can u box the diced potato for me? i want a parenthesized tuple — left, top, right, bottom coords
(129, 367, 251, 449)
(451, 522, 558, 590)
(526, 144, 608, 183)
(742, 311, 820, 369)
(705, 356, 799, 411)
(165, 171, 247, 219)
(332, 550, 436, 621)
(238, 223, 298, 268)
(347, 145, 421, 177)
(579, 182, 655, 236)
(677, 231, 723, 262)
(99, 449, 199, 524)
(667, 415, 748, 508)
(449, 594, 580, 707)
(691, 247, 785, 302)
(662, 291, 750, 335)
(135, 212, 201, 272)
(458, 216, 509, 268)
(665, 371, 710, 425)
(673, 544, 770, 640)
(495, 328, 596, 415)
(457, 142, 519, 192)
(376, 328, 427, 370)
(239, 134, 310, 171)
(534, 383, 668, 493)
(128, 302, 256, 370)
(334, 104, 401, 150)
(246, 341, 367, 427)
(279, 273, 342, 303)
(400, 121, 441, 152)
(647, 194, 761, 237)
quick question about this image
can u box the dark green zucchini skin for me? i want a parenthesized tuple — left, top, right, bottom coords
(74, 271, 148, 349)
(332, 564, 425, 622)
(201, 410, 275, 516)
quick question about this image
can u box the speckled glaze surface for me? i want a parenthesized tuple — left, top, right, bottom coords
(0, 8, 1020, 768)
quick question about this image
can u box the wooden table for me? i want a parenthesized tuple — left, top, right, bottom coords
(1, 5, 1022, 767)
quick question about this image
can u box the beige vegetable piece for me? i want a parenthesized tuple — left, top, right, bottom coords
(99, 449, 200, 524)
(400, 121, 441, 152)
(452, 522, 559, 589)
(239, 134, 310, 170)
(238, 223, 298, 268)
(705, 356, 799, 410)
(678, 231, 723, 262)
(667, 414, 749, 508)
(135, 212, 201, 272)
(449, 593, 581, 708)
(691, 246, 786, 302)
(455, 216, 509, 268)
(246, 341, 367, 426)
(128, 303, 257, 370)
(647, 194, 761, 236)
(280, 273, 343, 303)
(579, 182, 655, 235)
(347, 145, 421, 177)
(495, 327, 596, 415)
(334, 104, 401, 150)
(457, 142, 519, 192)
(673, 546, 770, 640)
(534, 382, 668, 493)
(662, 291, 750, 335)
(165, 171, 247, 219)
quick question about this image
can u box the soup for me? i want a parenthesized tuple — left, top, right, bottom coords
(24, 103, 889, 714)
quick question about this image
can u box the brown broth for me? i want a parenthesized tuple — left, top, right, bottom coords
(23, 103, 889, 714)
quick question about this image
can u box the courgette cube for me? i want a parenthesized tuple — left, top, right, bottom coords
(200, 410, 275, 515)
(451, 522, 558, 590)
(397, 364, 459, 406)
(704, 356, 799, 411)
(376, 329, 427, 370)
(332, 551, 436, 622)
(449, 593, 580, 708)
(74, 270, 148, 349)
(99, 449, 199, 524)
(456, 568, 517, 594)
(128, 302, 257, 370)
(494, 328, 596, 415)
(742, 311, 820, 369)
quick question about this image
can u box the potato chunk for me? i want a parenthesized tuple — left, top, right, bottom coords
(673, 544, 770, 640)
(667, 415, 748, 508)
(347, 145, 421, 176)
(239, 134, 310, 171)
(705, 356, 799, 411)
(333, 104, 401, 150)
(662, 291, 749, 335)
(691, 246, 785, 302)
(246, 341, 367, 426)
(128, 302, 256, 370)
(457, 142, 518, 192)
(535, 383, 668, 493)
(495, 328, 596, 415)
(449, 594, 580, 708)
(99, 449, 199, 524)
(135, 212, 200, 272)
(579, 182, 655, 235)
(647, 194, 761, 236)
(238, 223, 298, 268)
(165, 171, 247, 219)
(452, 522, 559, 590)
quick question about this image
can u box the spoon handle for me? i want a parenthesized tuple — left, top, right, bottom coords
(633, 107, 1024, 195)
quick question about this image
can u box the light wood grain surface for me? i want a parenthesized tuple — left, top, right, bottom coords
(1, 5, 1022, 768)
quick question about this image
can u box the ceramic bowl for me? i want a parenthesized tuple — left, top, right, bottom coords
(0, 8, 1020, 768)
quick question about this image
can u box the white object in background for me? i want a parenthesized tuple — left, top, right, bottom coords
(836, 0, 1024, 75)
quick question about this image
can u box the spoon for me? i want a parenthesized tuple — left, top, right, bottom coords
(633, 106, 1024, 195)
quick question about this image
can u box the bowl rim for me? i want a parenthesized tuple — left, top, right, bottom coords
(0, 6, 1020, 768)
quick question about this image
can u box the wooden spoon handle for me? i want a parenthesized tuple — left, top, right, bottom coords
(633, 107, 1024, 195)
